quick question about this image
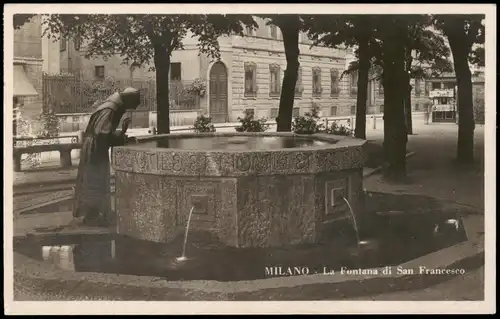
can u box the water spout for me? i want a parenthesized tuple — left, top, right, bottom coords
(176, 206, 195, 262)
(343, 197, 361, 246)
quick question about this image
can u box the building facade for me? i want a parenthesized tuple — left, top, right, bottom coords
(62, 17, 440, 124)
(13, 14, 61, 135)
(426, 71, 485, 123)
(14, 15, 43, 123)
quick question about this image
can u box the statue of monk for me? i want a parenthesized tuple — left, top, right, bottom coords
(71, 87, 141, 227)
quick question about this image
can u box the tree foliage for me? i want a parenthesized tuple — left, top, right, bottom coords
(304, 15, 382, 139)
(41, 14, 256, 69)
(40, 14, 257, 133)
(407, 24, 453, 79)
(433, 14, 485, 67)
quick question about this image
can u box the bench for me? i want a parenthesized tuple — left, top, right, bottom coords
(13, 143, 82, 172)
(13, 135, 80, 146)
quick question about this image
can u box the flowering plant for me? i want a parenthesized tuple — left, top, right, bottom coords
(186, 78, 207, 97)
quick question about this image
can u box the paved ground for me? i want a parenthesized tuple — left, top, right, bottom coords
(9, 119, 488, 303)
(11, 266, 486, 302)
(350, 266, 485, 301)
(364, 121, 485, 211)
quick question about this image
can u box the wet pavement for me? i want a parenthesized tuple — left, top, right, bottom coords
(14, 207, 467, 282)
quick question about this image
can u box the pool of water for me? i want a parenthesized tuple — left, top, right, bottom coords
(14, 211, 467, 282)
(135, 136, 336, 151)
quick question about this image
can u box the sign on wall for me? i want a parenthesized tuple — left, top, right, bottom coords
(429, 89, 454, 98)
(433, 105, 455, 112)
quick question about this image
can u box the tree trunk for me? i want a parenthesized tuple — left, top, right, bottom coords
(354, 37, 370, 139)
(277, 21, 300, 132)
(153, 43, 171, 134)
(447, 35, 475, 164)
(382, 26, 408, 180)
(404, 55, 413, 136)
(404, 81, 413, 135)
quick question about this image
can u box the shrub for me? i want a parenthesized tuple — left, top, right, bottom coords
(16, 116, 42, 168)
(324, 121, 353, 136)
(292, 104, 324, 134)
(193, 114, 216, 133)
(36, 110, 60, 138)
(235, 110, 269, 132)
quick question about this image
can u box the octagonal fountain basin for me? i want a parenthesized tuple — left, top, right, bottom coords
(111, 132, 366, 248)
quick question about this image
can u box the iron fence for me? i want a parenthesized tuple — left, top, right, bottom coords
(42, 74, 200, 114)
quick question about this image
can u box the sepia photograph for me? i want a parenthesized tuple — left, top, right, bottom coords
(4, 3, 496, 315)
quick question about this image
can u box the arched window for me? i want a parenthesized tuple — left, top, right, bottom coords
(129, 63, 140, 80)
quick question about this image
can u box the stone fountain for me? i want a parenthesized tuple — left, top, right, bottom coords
(111, 132, 366, 248)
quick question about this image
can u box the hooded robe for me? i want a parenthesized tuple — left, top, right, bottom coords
(73, 92, 129, 225)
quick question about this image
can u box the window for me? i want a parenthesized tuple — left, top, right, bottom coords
(130, 63, 140, 79)
(292, 107, 300, 118)
(350, 71, 358, 97)
(415, 103, 420, 111)
(170, 62, 181, 81)
(425, 81, 430, 96)
(312, 67, 322, 97)
(244, 62, 258, 97)
(378, 80, 384, 98)
(269, 63, 281, 97)
(444, 82, 456, 89)
(350, 105, 356, 115)
(73, 36, 81, 51)
(270, 108, 279, 119)
(330, 69, 340, 97)
(60, 37, 67, 51)
(380, 104, 384, 113)
(294, 67, 303, 96)
(432, 82, 441, 90)
(415, 78, 421, 97)
(331, 106, 338, 116)
(94, 66, 105, 79)
(270, 25, 278, 39)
